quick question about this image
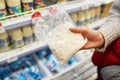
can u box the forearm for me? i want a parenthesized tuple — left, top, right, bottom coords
(97, 0, 120, 51)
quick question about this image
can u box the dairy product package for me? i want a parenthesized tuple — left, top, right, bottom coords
(21, 0, 34, 12)
(0, 55, 45, 80)
(34, 0, 46, 9)
(77, 10, 85, 26)
(0, 0, 7, 18)
(22, 25, 34, 45)
(11, 29, 24, 48)
(6, 0, 22, 15)
(34, 5, 87, 66)
(0, 32, 10, 52)
(70, 12, 78, 24)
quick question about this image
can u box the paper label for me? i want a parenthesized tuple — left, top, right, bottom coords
(0, 8, 7, 17)
(22, 2, 34, 12)
(8, 6, 22, 15)
(12, 39, 24, 48)
(35, 0, 46, 9)
(0, 38, 8, 48)
(24, 36, 33, 44)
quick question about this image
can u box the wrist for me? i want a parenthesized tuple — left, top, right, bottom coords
(98, 31, 105, 48)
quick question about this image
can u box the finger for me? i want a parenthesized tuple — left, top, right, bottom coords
(70, 27, 82, 33)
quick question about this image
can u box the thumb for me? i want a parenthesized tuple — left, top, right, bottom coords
(70, 27, 89, 36)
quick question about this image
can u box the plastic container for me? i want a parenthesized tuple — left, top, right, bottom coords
(77, 10, 85, 26)
(34, 5, 87, 65)
(31, 25, 36, 41)
(6, 0, 22, 15)
(34, 0, 46, 9)
(21, 0, 34, 12)
(22, 25, 33, 45)
(0, 0, 7, 17)
(11, 29, 24, 48)
(84, 5, 91, 23)
(94, 2, 102, 20)
(90, 7, 95, 22)
(101, 2, 113, 18)
(70, 12, 78, 24)
(0, 32, 10, 52)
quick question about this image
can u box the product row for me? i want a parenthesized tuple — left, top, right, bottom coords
(0, 25, 35, 52)
(0, 0, 75, 19)
(70, 1, 113, 25)
(0, 46, 79, 80)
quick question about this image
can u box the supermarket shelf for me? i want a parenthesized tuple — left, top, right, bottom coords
(82, 67, 97, 79)
(74, 67, 97, 80)
(88, 17, 107, 29)
(49, 57, 93, 80)
(0, 18, 106, 65)
(0, 41, 48, 65)
(2, 0, 114, 31)
(34, 52, 96, 80)
(2, 14, 32, 30)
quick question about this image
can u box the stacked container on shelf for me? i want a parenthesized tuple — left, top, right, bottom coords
(0, 25, 35, 53)
(0, 0, 7, 18)
(100, 0, 114, 18)
(0, 54, 46, 80)
(0, 0, 77, 21)
(69, 0, 113, 26)
(0, 0, 46, 21)
(6, 0, 22, 15)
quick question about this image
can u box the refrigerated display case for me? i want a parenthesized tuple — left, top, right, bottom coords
(0, 0, 114, 80)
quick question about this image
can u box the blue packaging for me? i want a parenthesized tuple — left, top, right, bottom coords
(43, 54, 60, 75)
(3, 72, 26, 80)
(6, 54, 44, 80)
(0, 64, 14, 80)
(61, 57, 76, 69)
(67, 57, 76, 65)
(37, 46, 52, 59)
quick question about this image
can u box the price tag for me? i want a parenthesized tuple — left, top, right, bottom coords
(7, 56, 18, 63)
(0, 23, 5, 33)
(48, 6, 57, 14)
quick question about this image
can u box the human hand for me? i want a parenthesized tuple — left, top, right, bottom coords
(70, 27, 104, 49)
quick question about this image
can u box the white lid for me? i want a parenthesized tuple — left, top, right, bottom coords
(6, 0, 21, 7)
(0, 0, 6, 9)
(21, 0, 33, 3)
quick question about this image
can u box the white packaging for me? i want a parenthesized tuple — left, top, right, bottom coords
(11, 29, 24, 48)
(6, 0, 22, 15)
(70, 12, 78, 23)
(0, 32, 9, 51)
(34, 5, 87, 66)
